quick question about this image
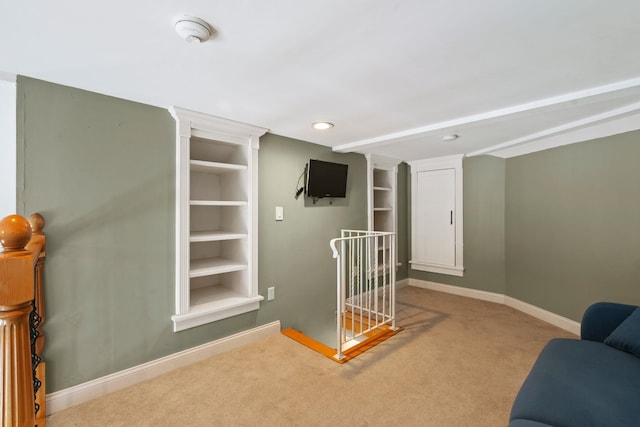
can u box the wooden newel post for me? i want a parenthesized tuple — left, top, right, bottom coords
(0, 215, 36, 427)
(27, 213, 46, 426)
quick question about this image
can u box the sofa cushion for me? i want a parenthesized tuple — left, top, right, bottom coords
(581, 302, 639, 342)
(604, 307, 640, 358)
(510, 338, 640, 427)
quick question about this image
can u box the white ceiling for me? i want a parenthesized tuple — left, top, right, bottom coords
(2, 1, 640, 161)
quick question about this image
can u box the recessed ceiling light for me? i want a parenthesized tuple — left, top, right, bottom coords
(442, 134, 459, 141)
(312, 121, 334, 130)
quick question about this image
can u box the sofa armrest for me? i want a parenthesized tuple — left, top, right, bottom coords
(581, 302, 638, 342)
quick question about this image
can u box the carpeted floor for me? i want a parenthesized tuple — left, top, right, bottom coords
(47, 286, 576, 426)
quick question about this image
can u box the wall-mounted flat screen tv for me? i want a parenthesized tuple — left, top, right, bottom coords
(306, 159, 348, 198)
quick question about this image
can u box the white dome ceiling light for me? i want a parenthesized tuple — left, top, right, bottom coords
(175, 16, 212, 44)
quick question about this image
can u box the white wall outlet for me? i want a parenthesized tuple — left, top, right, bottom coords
(275, 206, 284, 221)
(267, 286, 275, 301)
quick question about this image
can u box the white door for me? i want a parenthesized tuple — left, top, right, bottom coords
(414, 168, 455, 266)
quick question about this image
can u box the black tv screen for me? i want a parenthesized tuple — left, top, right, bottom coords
(306, 159, 348, 198)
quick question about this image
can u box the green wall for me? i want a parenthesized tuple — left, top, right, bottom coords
(257, 134, 367, 345)
(505, 131, 640, 320)
(22, 73, 639, 393)
(17, 77, 372, 392)
(408, 155, 507, 294)
(406, 133, 640, 322)
(396, 162, 410, 281)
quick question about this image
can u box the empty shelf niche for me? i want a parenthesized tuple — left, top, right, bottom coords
(190, 166, 247, 204)
(191, 137, 248, 166)
(190, 204, 248, 238)
(373, 168, 392, 190)
(374, 209, 393, 231)
(190, 239, 248, 276)
(190, 271, 251, 312)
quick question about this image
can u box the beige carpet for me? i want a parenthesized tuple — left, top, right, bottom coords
(47, 286, 576, 426)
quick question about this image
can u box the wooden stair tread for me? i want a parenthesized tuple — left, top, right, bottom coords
(282, 322, 402, 364)
(341, 311, 389, 334)
(281, 328, 339, 361)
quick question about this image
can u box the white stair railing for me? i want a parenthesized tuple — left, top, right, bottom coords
(329, 230, 397, 360)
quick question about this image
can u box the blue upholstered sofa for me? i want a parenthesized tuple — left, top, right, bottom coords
(509, 302, 640, 427)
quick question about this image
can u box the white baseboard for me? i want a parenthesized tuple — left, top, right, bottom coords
(407, 279, 580, 336)
(46, 320, 281, 415)
(408, 278, 506, 304)
(45, 280, 581, 415)
(396, 278, 410, 288)
(504, 296, 581, 336)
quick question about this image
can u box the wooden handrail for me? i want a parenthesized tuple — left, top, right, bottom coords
(0, 213, 46, 427)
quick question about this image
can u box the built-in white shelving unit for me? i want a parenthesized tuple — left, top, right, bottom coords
(170, 107, 268, 332)
(367, 154, 400, 233)
(366, 154, 401, 267)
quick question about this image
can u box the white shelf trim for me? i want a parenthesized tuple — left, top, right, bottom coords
(189, 200, 248, 206)
(190, 159, 247, 173)
(190, 231, 247, 242)
(190, 285, 259, 310)
(189, 258, 247, 277)
(171, 296, 263, 332)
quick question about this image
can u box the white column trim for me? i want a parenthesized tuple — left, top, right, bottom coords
(0, 79, 16, 218)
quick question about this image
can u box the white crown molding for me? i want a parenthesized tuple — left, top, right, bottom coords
(46, 321, 281, 415)
(477, 112, 640, 158)
(365, 153, 402, 169)
(169, 106, 269, 139)
(333, 77, 640, 154)
(467, 103, 640, 158)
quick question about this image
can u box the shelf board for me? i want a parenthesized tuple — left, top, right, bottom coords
(190, 159, 247, 174)
(188, 285, 258, 312)
(373, 186, 392, 191)
(172, 284, 264, 332)
(190, 200, 248, 206)
(190, 231, 247, 242)
(190, 258, 247, 278)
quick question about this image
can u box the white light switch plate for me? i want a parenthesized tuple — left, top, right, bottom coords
(275, 206, 284, 221)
